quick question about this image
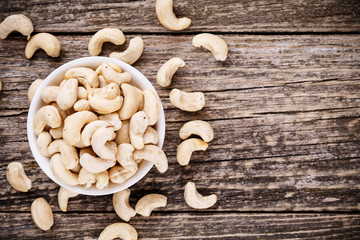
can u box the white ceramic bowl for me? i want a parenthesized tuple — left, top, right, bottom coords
(27, 57, 165, 196)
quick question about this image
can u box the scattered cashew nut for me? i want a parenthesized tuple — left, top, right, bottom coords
(109, 37, 144, 65)
(179, 120, 214, 142)
(184, 182, 217, 209)
(156, 0, 191, 30)
(58, 187, 79, 212)
(177, 138, 208, 166)
(156, 57, 185, 87)
(88, 28, 125, 56)
(28, 79, 43, 103)
(129, 111, 150, 149)
(0, 14, 33, 40)
(192, 33, 228, 61)
(98, 223, 138, 240)
(31, 198, 54, 231)
(6, 162, 32, 192)
(33, 105, 62, 135)
(135, 194, 167, 217)
(50, 154, 78, 186)
(113, 189, 136, 222)
(133, 145, 168, 173)
(169, 88, 205, 112)
(25, 33, 61, 59)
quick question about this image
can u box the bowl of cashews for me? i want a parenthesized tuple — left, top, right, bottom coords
(27, 56, 166, 195)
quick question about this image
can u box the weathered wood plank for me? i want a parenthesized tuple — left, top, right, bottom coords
(1, 212, 359, 239)
(0, 0, 359, 33)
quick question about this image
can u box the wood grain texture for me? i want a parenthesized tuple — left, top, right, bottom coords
(1, 212, 360, 239)
(0, 0, 359, 33)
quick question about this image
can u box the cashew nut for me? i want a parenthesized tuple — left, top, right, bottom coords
(133, 145, 168, 173)
(80, 152, 116, 174)
(109, 37, 144, 65)
(28, 79, 43, 103)
(81, 120, 112, 146)
(155, 0, 191, 30)
(58, 187, 79, 212)
(93, 83, 121, 100)
(31, 198, 54, 231)
(91, 126, 117, 160)
(41, 86, 59, 104)
(36, 132, 52, 157)
(177, 138, 208, 166)
(179, 120, 214, 142)
(116, 143, 137, 171)
(56, 78, 78, 110)
(73, 99, 91, 111)
(88, 28, 125, 56)
(50, 154, 78, 186)
(0, 14, 33, 40)
(96, 62, 123, 75)
(50, 126, 63, 140)
(78, 168, 109, 190)
(129, 111, 149, 149)
(109, 166, 136, 184)
(143, 89, 160, 125)
(113, 189, 136, 222)
(135, 194, 167, 217)
(33, 105, 62, 135)
(169, 88, 205, 112)
(48, 139, 79, 169)
(101, 62, 131, 85)
(70, 163, 82, 173)
(118, 84, 144, 120)
(6, 162, 32, 192)
(25, 33, 61, 59)
(184, 182, 217, 209)
(63, 110, 98, 147)
(192, 33, 228, 61)
(99, 75, 108, 88)
(65, 67, 99, 89)
(99, 112, 122, 131)
(115, 120, 130, 145)
(77, 86, 88, 99)
(143, 126, 159, 145)
(88, 90, 123, 114)
(98, 223, 138, 240)
(156, 57, 185, 87)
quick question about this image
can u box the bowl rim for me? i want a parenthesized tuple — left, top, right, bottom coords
(27, 56, 165, 196)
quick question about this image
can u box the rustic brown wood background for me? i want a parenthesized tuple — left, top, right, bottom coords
(1, 0, 360, 239)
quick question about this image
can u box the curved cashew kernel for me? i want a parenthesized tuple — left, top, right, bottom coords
(88, 28, 125, 56)
(110, 37, 144, 65)
(93, 83, 121, 100)
(96, 62, 122, 75)
(116, 143, 137, 171)
(115, 119, 130, 145)
(25, 33, 61, 59)
(99, 112, 122, 131)
(113, 189, 136, 222)
(135, 194, 167, 217)
(143, 89, 160, 125)
(184, 182, 217, 209)
(78, 168, 109, 189)
(0, 14, 33, 40)
(192, 33, 228, 61)
(56, 78, 78, 110)
(143, 126, 159, 145)
(34, 105, 62, 135)
(133, 145, 168, 173)
(58, 187, 79, 212)
(50, 154, 78, 186)
(28, 79, 43, 103)
(179, 120, 214, 142)
(31, 198, 53, 231)
(109, 166, 137, 184)
(37, 132, 52, 157)
(77, 86, 88, 99)
(63, 111, 98, 147)
(88, 90, 123, 114)
(80, 153, 116, 174)
(41, 86, 59, 104)
(74, 99, 91, 111)
(102, 62, 131, 85)
(98, 223, 138, 240)
(82, 120, 112, 146)
(129, 111, 150, 149)
(48, 140, 79, 169)
(156, 57, 185, 87)
(156, 0, 191, 30)
(177, 138, 208, 166)
(91, 126, 117, 160)
(119, 84, 144, 120)
(169, 88, 205, 112)
(65, 67, 99, 89)
(6, 162, 32, 192)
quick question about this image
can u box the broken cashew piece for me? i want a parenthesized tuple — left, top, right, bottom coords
(192, 33, 228, 61)
(58, 187, 79, 212)
(169, 88, 205, 112)
(33, 105, 62, 135)
(98, 223, 138, 240)
(6, 162, 32, 192)
(143, 126, 159, 145)
(119, 84, 144, 120)
(37, 132, 52, 157)
(50, 154, 78, 186)
(0, 14, 33, 40)
(113, 189, 136, 222)
(91, 126, 117, 160)
(48, 139, 79, 169)
(28, 79, 43, 103)
(156, 0, 191, 30)
(143, 89, 160, 125)
(129, 111, 150, 149)
(25, 33, 61, 59)
(80, 153, 116, 174)
(156, 57, 185, 87)
(177, 138, 208, 166)
(56, 78, 78, 110)
(179, 120, 214, 142)
(88, 28, 125, 56)
(31, 198, 54, 231)
(135, 194, 167, 217)
(184, 182, 217, 209)
(109, 37, 144, 65)
(133, 145, 168, 173)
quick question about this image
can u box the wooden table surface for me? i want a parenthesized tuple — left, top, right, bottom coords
(1, 0, 360, 239)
